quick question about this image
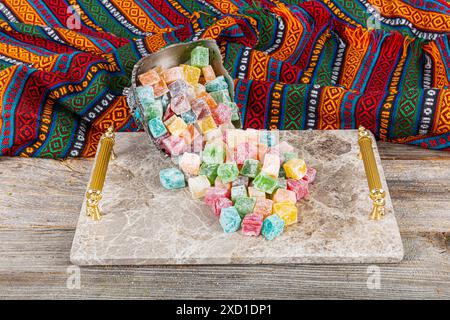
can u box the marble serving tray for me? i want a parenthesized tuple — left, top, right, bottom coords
(70, 131, 403, 265)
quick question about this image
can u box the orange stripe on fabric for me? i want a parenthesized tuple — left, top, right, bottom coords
(369, 0, 450, 33)
(248, 50, 270, 81)
(317, 86, 344, 130)
(322, 0, 360, 27)
(0, 42, 58, 71)
(109, 0, 165, 33)
(82, 96, 131, 157)
(54, 28, 108, 57)
(432, 90, 450, 134)
(340, 27, 371, 89)
(270, 3, 304, 62)
(201, 16, 236, 40)
(423, 41, 450, 89)
(3, 0, 47, 26)
(208, 0, 239, 14)
(0, 66, 17, 133)
(144, 33, 168, 53)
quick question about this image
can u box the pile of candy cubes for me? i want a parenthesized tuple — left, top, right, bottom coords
(158, 128, 316, 241)
(135, 45, 240, 155)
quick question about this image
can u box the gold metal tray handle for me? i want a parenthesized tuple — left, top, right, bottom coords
(358, 126, 386, 220)
(86, 126, 115, 221)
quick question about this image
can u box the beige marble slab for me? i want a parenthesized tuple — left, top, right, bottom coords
(70, 131, 403, 265)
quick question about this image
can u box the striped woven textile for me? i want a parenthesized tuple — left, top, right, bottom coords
(0, 0, 449, 157)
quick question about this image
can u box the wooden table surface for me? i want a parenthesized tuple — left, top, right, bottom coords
(0, 138, 449, 299)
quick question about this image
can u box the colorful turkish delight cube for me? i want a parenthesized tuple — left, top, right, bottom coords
(283, 158, 307, 180)
(199, 163, 219, 185)
(205, 75, 228, 92)
(217, 162, 239, 183)
(148, 118, 167, 139)
(253, 172, 278, 194)
(202, 141, 225, 164)
(190, 46, 209, 68)
(241, 213, 263, 236)
(136, 85, 155, 107)
(188, 175, 210, 199)
(240, 159, 261, 178)
(138, 68, 160, 86)
(234, 196, 256, 218)
(219, 206, 241, 234)
(248, 186, 266, 199)
(190, 98, 209, 118)
(261, 214, 285, 240)
(231, 185, 247, 201)
(178, 152, 201, 175)
(165, 116, 187, 136)
(159, 168, 185, 190)
(202, 65, 216, 83)
(212, 197, 233, 217)
(168, 79, 188, 97)
(161, 134, 186, 156)
(161, 66, 184, 84)
(197, 92, 218, 109)
(170, 94, 191, 115)
(181, 109, 197, 124)
(211, 103, 232, 125)
(209, 89, 231, 104)
(262, 153, 280, 177)
(143, 99, 163, 120)
(182, 64, 201, 85)
(204, 187, 231, 206)
(197, 115, 217, 134)
(287, 179, 309, 200)
(153, 79, 169, 98)
(272, 188, 297, 204)
(273, 202, 298, 226)
(253, 198, 273, 219)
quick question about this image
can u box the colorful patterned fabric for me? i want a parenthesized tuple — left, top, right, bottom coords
(0, 0, 449, 157)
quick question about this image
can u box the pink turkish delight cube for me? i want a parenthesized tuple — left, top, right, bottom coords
(213, 197, 233, 217)
(204, 187, 231, 206)
(214, 177, 231, 191)
(191, 98, 210, 118)
(211, 103, 232, 125)
(170, 94, 191, 115)
(161, 135, 186, 156)
(235, 142, 258, 165)
(253, 198, 273, 219)
(241, 213, 263, 236)
(287, 179, 310, 200)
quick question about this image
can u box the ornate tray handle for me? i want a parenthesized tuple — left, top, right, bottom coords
(86, 126, 115, 221)
(358, 126, 386, 220)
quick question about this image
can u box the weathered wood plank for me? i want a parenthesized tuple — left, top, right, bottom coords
(383, 160, 450, 233)
(0, 230, 447, 299)
(377, 142, 450, 160)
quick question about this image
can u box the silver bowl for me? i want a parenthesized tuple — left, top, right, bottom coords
(124, 39, 241, 154)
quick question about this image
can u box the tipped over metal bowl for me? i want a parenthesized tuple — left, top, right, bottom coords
(125, 39, 241, 155)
